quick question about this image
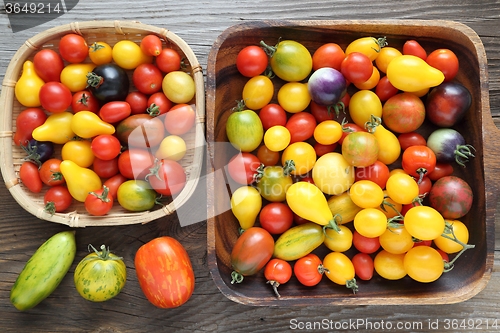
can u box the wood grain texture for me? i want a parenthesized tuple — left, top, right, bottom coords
(0, 0, 500, 332)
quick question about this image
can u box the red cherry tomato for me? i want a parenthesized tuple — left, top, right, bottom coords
(354, 160, 390, 189)
(401, 145, 437, 179)
(91, 134, 122, 161)
(33, 49, 64, 82)
(427, 162, 454, 181)
(140, 34, 163, 56)
(293, 253, 324, 287)
(93, 157, 119, 179)
(352, 230, 380, 254)
(99, 101, 132, 123)
(39, 82, 72, 113)
(397, 132, 427, 150)
(256, 145, 280, 166)
(118, 148, 155, 179)
(375, 76, 399, 102)
(126, 91, 149, 114)
(13, 107, 47, 146)
(133, 63, 163, 95)
(259, 202, 294, 234)
(236, 45, 268, 77)
(58, 33, 88, 63)
(39, 158, 65, 186)
(402, 40, 427, 60)
(155, 48, 181, 74)
(147, 92, 173, 116)
(258, 103, 287, 131)
(84, 186, 114, 216)
(264, 258, 292, 298)
(352, 252, 374, 281)
(227, 152, 262, 185)
(146, 159, 186, 196)
(314, 142, 337, 157)
(426, 49, 459, 82)
(19, 161, 43, 193)
(103, 173, 128, 200)
(312, 43, 345, 71)
(285, 112, 317, 144)
(43, 185, 73, 213)
(164, 103, 196, 135)
(417, 176, 432, 196)
(71, 90, 100, 114)
(340, 52, 373, 84)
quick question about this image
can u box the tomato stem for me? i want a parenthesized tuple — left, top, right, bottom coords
(323, 215, 342, 236)
(86, 72, 103, 88)
(371, 36, 388, 53)
(440, 221, 475, 272)
(267, 280, 281, 298)
(454, 144, 476, 167)
(259, 40, 277, 58)
(86, 244, 123, 261)
(346, 278, 358, 294)
(364, 115, 382, 133)
(231, 271, 244, 284)
(282, 160, 296, 176)
(89, 185, 111, 203)
(44, 201, 56, 216)
(232, 99, 247, 112)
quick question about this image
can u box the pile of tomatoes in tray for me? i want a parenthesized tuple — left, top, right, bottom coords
(225, 36, 475, 295)
(14, 33, 196, 216)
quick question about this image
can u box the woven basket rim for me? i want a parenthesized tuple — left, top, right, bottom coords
(0, 20, 206, 227)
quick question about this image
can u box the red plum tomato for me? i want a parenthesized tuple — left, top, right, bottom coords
(33, 49, 64, 82)
(286, 112, 317, 144)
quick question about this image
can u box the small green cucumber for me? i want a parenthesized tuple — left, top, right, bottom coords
(273, 222, 325, 261)
(10, 230, 76, 311)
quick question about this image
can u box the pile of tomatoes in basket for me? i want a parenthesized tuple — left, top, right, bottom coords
(14, 33, 196, 215)
(226, 36, 475, 295)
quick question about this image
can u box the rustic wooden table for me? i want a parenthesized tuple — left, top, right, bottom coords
(1, 1, 499, 332)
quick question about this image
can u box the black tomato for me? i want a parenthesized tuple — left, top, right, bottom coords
(87, 64, 130, 104)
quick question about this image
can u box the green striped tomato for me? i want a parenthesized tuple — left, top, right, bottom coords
(74, 244, 126, 302)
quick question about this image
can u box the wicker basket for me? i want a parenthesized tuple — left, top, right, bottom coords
(0, 20, 205, 227)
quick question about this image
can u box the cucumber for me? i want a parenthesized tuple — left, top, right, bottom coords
(273, 222, 325, 261)
(10, 230, 76, 311)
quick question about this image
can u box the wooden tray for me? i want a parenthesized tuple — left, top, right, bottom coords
(206, 20, 496, 305)
(0, 20, 205, 227)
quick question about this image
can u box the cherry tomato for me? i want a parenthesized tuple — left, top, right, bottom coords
(236, 45, 268, 77)
(103, 173, 128, 200)
(118, 148, 155, 179)
(71, 90, 100, 114)
(374, 250, 406, 280)
(385, 172, 420, 205)
(379, 226, 414, 254)
(278, 82, 311, 113)
(19, 161, 43, 193)
(256, 145, 280, 166)
(85, 185, 114, 216)
(89, 134, 121, 161)
(227, 152, 261, 185)
(39, 158, 65, 186)
(264, 125, 290, 152)
(39, 82, 72, 113)
(286, 112, 317, 144)
(293, 253, 324, 287)
(375, 76, 399, 102)
(374, 46, 402, 74)
(313, 120, 343, 146)
(140, 34, 163, 56)
(404, 205, 445, 241)
(313, 142, 337, 157)
(88, 41, 113, 65)
(13, 107, 47, 146)
(43, 185, 73, 214)
(264, 258, 292, 298)
(155, 48, 181, 74)
(397, 132, 427, 150)
(162, 71, 195, 104)
(349, 180, 384, 209)
(112, 40, 152, 70)
(309, 101, 334, 123)
(323, 252, 357, 293)
(340, 52, 373, 84)
(146, 159, 186, 196)
(281, 142, 316, 176)
(92, 157, 119, 179)
(133, 63, 164, 95)
(346, 36, 387, 61)
(164, 103, 196, 135)
(352, 252, 374, 281)
(354, 160, 390, 189)
(401, 145, 436, 179)
(324, 225, 353, 252)
(258, 103, 287, 130)
(403, 40, 427, 60)
(59, 33, 88, 63)
(255, 164, 293, 202)
(341, 131, 379, 167)
(427, 162, 454, 181)
(155, 135, 186, 161)
(404, 246, 444, 283)
(426, 49, 459, 82)
(312, 43, 345, 71)
(147, 92, 173, 116)
(349, 90, 383, 128)
(353, 208, 388, 238)
(243, 75, 275, 111)
(338, 122, 365, 145)
(418, 176, 432, 196)
(61, 140, 95, 168)
(382, 92, 426, 134)
(33, 49, 64, 82)
(354, 66, 380, 90)
(259, 202, 294, 234)
(126, 91, 149, 114)
(352, 230, 380, 254)
(434, 220, 469, 254)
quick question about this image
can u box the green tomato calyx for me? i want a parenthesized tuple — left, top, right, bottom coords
(87, 244, 123, 261)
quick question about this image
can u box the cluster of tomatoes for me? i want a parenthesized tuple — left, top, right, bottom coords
(14, 32, 197, 216)
(226, 36, 475, 295)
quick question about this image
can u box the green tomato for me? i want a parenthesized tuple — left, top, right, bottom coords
(117, 180, 157, 212)
(74, 245, 126, 302)
(261, 39, 312, 82)
(226, 108, 263, 152)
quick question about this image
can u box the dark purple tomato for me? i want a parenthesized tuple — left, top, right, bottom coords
(426, 82, 472, 127)
(428, 176, 473, 219)
(307, 67, 346, 107)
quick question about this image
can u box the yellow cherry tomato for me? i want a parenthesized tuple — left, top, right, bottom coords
(61, 140, 95, 168)
(354, 66, 380, 90)
(313, 120, 343, 145)
(286, 181, 334, 227)
(60, 63, 96, 92)
(264, 125, 290, 152)
(323, 252, 357, 293)
(353, 208, 388, 238)
(379, 226, 414, 255)
(404, 205, 445, 241)
(230, 185, 262, 230)
(434, 220, 469, 254)
(162, 71, 196, 104)
(349, 90, 383, 128)
(88, 41, 113, 65)
(349, 180, 384, 209)
(375, 46, 402, 74)
(277, 82, 311, 113)
(386, 55, 445, 92)
(242, 75, 274, 110)
(312, 152, 354, 195)
(15, 61, 44, 107)
(374, 250, 406, 280)
(404, 246, 444, 283)
(112, 40, 153, 70)
(281, 141, 316, 176)
(324, 225, 353, 252)
(345, 36, 388, 61)
(385, 173, 419, 205)
(155, 135, 187, 161)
